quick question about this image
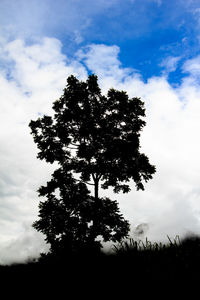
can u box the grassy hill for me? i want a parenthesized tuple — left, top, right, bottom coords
(1, 235, 200, 294)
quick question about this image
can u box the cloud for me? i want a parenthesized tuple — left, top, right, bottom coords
(0, 224, 49, 265)
(0, 37, 87, 264)
(76, 44, 140, 91)
(160, 56, 182, 75)
(80, 44, 200, 243)
(73, 30, 84, 45)
(0, 0, 122, 41)
(4, 38, 86, 93)
(182, 55, 200, 77)
(1, 37, 200, 263)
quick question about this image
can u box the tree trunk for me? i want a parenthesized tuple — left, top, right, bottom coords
(89, 178, 101, 246)
(89, 175, 103, 247)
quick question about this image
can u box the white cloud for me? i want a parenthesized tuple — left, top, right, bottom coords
(77, 44, 122, 76)
(1, 38, 200, 263)
(73, 30, 84, 44)
(0, 224, 49, 265)
(160, 56, 182, 75)
(0, 0, 122, 41)
(182, 55, 200, 77)
(80, 44, 200, 243)
(0, 37, 87, 264)
(76, 44, 140, 91)
(4, 38, 86, 97)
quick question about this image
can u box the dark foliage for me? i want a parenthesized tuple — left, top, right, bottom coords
(29, 74, 155, 255)
(33, 169, 129, 254)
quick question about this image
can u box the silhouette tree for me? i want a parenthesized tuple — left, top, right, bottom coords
(29, 74, 156, 255)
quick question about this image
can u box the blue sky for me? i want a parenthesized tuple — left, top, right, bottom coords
(1, 0, 200, 263)
(1, 0, 200, 83)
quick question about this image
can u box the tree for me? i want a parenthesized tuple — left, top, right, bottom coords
(29, 74, 156, 255)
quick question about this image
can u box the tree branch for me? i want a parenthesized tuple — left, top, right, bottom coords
(97, 174, 102, 181)
(92, 173, 102, 181)
(75, 178, 95, 186)
(92, 173, 96, 181)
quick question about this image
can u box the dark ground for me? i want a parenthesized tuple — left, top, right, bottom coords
(1, 236, 200, 296)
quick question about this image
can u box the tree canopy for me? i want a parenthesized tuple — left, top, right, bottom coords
(29, 74, 156, 255)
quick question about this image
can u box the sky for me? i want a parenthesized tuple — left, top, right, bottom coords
(1, 0, 200, 264)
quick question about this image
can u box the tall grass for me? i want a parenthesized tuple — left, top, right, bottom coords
(1, 234, 200, 287)
(110, 234, 200, 282)
(113, 235, 181, 254)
